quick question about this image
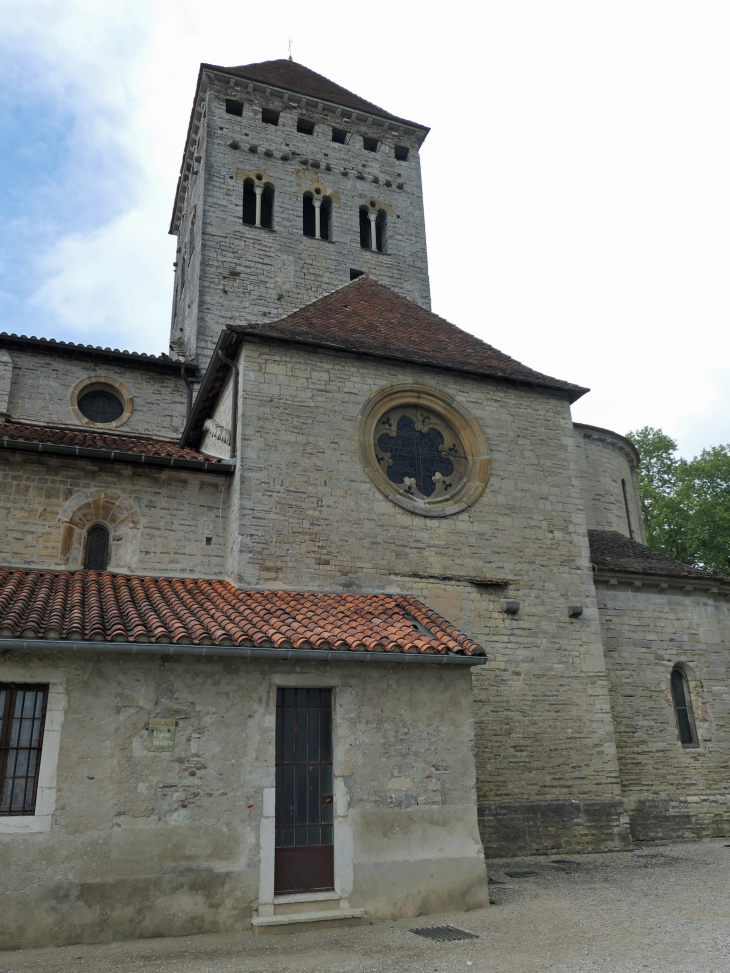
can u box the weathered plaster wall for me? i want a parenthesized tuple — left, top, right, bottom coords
(0, 452, 229, 577)
(0, 654, 487, 948)
(597, 577, 730, 842)
(573, 424, 645, 542)
(171, 77, 430, 369)
(1, 347, 190, 440)
(229, 337, 630, 855)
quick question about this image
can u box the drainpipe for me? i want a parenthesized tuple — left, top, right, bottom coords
(217, 349, 238, 461)
(180, 362, 195, 419)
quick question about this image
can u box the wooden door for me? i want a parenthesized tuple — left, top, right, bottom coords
(274, 688, 334, 893)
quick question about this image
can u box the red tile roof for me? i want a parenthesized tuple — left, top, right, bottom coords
(0, 331, 189, 371)
(205, 59, 426, 130)
(0, 422, 221, 464)
(233, 276, 588, 402)
(0, 569, 484, 656)
(588, 530, 730, 584)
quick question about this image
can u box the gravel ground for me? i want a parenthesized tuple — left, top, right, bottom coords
(3, 840, 730, 973)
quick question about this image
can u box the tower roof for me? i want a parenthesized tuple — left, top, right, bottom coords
(202, 59, 427, 131)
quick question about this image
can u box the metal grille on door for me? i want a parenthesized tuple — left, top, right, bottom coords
(275, 688, 334, 894)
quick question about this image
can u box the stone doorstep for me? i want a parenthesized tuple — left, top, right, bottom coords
(252, 909, 367, 936)
(273, 891, 342, 915)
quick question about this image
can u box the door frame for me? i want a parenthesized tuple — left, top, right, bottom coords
(258, 674, 354, 915)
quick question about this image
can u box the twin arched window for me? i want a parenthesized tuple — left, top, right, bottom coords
(671, 666, 698, 748)
(359, 205, 386, 252)
(303, 192, 332, 240)
(243, 177, 274, 229)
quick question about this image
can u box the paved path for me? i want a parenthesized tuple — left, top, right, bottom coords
(3, 840, 730, 973)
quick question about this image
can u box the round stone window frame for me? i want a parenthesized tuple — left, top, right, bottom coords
(69, 376, 134, 430)
(355, 383, 491, 518)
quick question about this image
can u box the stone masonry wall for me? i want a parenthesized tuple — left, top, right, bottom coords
(573, 425, 645, 542)
(1, 347, 190, 441)
(226, 336, 631, 856)
(597, 578, 730, 842)
(171, 75, 431, 369)
(0, 451, 229, 577)
(0, 654, 485, 948)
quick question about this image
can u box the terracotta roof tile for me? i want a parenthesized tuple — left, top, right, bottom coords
(205, 59, 426, 130)
(233, 277, 587, 402)
(0, 569, 484, 656)
(588, 530, 729, 584)
(0, 331, 188, 370)
(0, 422, 221, 464)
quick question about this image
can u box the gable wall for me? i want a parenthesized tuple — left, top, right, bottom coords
(228, 337, 631, 855)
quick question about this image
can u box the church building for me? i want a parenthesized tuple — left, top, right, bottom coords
(1, 58, 729, 949)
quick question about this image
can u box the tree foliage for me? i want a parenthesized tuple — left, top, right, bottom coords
(626, 427, 730, 578)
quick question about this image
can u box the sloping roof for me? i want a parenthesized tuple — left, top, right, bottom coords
(588, 530, 729, 584)
(0, 569, 484, 657)
(232, 276, 587, 399)
(204, 59, 427, 130)
(1, 422, 224, 468)
(0, 332, 191, 372)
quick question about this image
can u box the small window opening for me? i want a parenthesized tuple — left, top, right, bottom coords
(262, 108, 280, 126)
(297, 118, 315, 135)
(671, 667, 698, 748)
(85, 524, 110, 572)
(375, 209, 387, 253)
(394, 145, 409, 161)
(303, 194, 316, 238)
(621, 479, 634, 540)
(359, 207, 371, 249)
(261, 183, 274, 229)
(332, 127, 347, 144)
(350, 269, 365, 281)
(225, 99, 244, 117)
(77, 389, 124, 424)
(363, 136, 379, 152)
(320, 196, 332, 241)
(242, 178, 256, 225)
(205, 536, 213, 546)
(0, 684, 48, 816)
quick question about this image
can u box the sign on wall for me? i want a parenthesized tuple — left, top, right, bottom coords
(147, 718, 176, 752)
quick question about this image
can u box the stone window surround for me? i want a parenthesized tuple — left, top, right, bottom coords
(257, 673, 354, 917)
(0, 670, 66, 834)
(356, 382, 491, 518)
(69, 375, 134, 431)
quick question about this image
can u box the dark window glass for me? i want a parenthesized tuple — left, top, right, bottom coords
(262, 108, 280, 126)
(0, 685, 48, 816)
(225, 99, 243, 116)
(359, 208, 371, 249)
(394, 145, 409, 161)
(297, 118, 315, 135)
(77, 389, 124, 424)
(303, 195, 316, 237)
(671, 668, 697, 746)
(242, 180, 256, 225)
(275, 687, 333, 848)
(261, 184, 274, 230)
(378, 415, 455, 497)
(85, 524, 109, 571)
(363, 136, 378, 152)
(332, 127, 347, 144)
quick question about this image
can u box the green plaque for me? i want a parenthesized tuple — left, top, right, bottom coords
(147, 718, 176, 752)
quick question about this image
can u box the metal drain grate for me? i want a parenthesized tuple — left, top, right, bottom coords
(504, 869, 539, 877)
(411, 925, 479, 942)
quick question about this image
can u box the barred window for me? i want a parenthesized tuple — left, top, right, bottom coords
(85, 524, 109, 571)
(0, 684, 48, 816)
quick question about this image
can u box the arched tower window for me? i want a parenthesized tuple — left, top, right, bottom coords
(303, 194, 316, 238)
(671, 666, 698, 748)
(84, 524, 110, 571)
(303, 192, 332, 240)
(242, 176, 274, 229)
(359, 203, 386, 252)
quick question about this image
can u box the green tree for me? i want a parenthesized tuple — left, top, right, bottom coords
(626, 427, 730, 578)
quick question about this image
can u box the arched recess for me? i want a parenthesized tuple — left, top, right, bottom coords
(57, 491, 141, 572)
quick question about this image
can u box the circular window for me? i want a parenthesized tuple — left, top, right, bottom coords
(356, 384, 491, 517)
(69, 376, 133, 429)
(77, 389, 124, 424)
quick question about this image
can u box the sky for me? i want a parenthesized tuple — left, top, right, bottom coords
(0, 0, 728, 458)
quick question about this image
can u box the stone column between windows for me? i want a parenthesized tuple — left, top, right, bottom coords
(254, 183, 264, 228)
(313, 197, 322, 240)
(368, 210, 377, 251)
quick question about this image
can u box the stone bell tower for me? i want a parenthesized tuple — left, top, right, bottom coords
(168, 59, 432, 368)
